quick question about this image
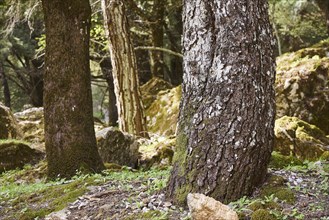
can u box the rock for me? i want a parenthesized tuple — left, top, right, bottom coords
(141, 77, 173, 110)
(145, 86, 181, 136)
(14, 107, 107, 152)
(139, 135, 175, 170)
(0, 102, 21, 139)
(96, 127, 139, 168)
(275, 116, 329, 160)
(0, 140, 44, 173)
(275, 39, 329, 134)
(187, 193, 239, 220)
(14, 107, 45, 151)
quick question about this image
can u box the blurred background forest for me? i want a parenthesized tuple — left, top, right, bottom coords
(0, 0, 328, 117)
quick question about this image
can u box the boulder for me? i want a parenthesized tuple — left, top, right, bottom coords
(14, 107, 45, 151)
(187, 193, 239, 220)
(138, 135, 175, 170)
(14, 107, 106, 152)
(0, 140, 44, 173)
(145, 86, 181, 136)
(0, 102, 21, 139)
(274, 116, 329, 160)
(141, 77, 173, 110)
(275, 39, 329, 134)
(96, 127, 139, 168)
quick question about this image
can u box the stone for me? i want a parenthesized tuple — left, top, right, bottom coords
(187, 193, 239, 220)
(138, 135, 175, 170)
(14, 107, 45, 151)
(0, 140, 44, 173)
(141, 77, 173, 110)
(145, 85, 181, 136)
(0, 102, 21, 139)
(274, 116, 329, 160)
(275, 39, 329, 134)
(96, 127, 139, 168)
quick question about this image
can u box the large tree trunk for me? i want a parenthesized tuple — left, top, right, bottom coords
(99, 57, 118, 126)
(42, 0, 105, 179)
(102, 0, 148, 138)
(166, 0, 276, 204)
(0, 62, 11, 108)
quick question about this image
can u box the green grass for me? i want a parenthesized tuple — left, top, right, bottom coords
(0, 161, 170, 220)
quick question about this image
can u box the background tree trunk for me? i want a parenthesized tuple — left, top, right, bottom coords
(99, 57, 118, 126)
(166, 0, 276, 204)
(42, 0, 105, 179)
(149, 0, 165, 79)
(315, 0, 329, 35)
(0, 62, 11, 108)
(102, 0, 148, 138)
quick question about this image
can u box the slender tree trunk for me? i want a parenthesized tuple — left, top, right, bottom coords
(102, 0, 148, 138)
(0, 63, 11, 108)
(149, 0, 165, 78)
(167, 0, 183, 85)
(166, 0, 276, 204)
(42, 0, 105, 179)
(99, 58, 118, 126)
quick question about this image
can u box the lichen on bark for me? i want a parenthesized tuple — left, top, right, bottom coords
(166, 0, 276, 204)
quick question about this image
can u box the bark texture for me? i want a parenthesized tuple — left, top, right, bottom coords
(42, 0, 105, 179)
(167, 0, 276, 204)
(102, 0, 148, 138)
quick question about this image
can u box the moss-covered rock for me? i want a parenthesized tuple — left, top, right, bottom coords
(259, 175, 295, 205)
(141, 77, 173, 110)
(251, 209, 276, 220)
(248, 200, 281, 212)
(260, 186, 295, 204)
(138, 135, 175, 170)
(14, 107, 45, 151)
(320, 151, 329, 161)
(274, 116, 329, 160)
(276, 39, 329, 134)
(0, 103, 21, 139)
(0, 139, 44, 173)
(96, 127, 139, 168)
(145, 86, 181, 136)
(269, 151, 303, 169)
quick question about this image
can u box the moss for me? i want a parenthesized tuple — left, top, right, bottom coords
(104, 162, 122, 170)
(251, 209, 277, 220)
(248, 201, 281, 211)
(320, 151, 329, 161)
(269, 151, 303, 168)
(261, 186, 295, 204)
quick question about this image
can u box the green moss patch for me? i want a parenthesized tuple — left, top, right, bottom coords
(269, 151, 303, 169)
(251, 209, 277, 220)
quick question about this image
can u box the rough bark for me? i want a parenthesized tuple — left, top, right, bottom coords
(101, 0, 148, 138)
(166, 0, 276, 204)
(0, 62, 11, 108)
(42, 0, 105, 179)
(99, 57, 118, 126)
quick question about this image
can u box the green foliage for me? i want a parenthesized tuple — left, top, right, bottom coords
(270, 0, 328, 53)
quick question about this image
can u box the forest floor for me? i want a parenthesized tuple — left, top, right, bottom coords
(0, 159, 328, 220)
